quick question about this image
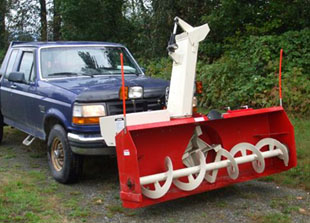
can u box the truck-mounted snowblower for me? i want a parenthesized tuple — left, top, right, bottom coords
(100, 17, 296, 209)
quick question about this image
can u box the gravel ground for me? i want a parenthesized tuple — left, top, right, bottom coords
(1, 127, 310, 223)
(72, 159, 310, 223)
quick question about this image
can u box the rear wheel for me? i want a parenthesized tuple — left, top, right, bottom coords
(47, 124, 83, 183)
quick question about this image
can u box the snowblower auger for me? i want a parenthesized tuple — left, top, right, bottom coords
(100, 17, 296, 209)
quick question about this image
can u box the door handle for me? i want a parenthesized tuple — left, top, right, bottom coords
(11, 84, 17, 89)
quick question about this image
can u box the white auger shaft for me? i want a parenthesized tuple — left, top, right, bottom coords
(140, 138, 289, 199)
(141, 149, 282, 186)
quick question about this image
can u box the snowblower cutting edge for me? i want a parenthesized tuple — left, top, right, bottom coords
(100, 17, 296, 209)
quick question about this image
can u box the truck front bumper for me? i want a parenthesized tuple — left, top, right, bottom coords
(67, 132, 115, 155)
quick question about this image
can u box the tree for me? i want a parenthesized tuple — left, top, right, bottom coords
(198, 0, 310, 62)
(149, 0, 212, 58)
(6, 0, 40, 41)
(39, 0, 47, 41)
(60, 0, 125, 42)
(0, 0, 7, 49)
(53, 0, 61, 40)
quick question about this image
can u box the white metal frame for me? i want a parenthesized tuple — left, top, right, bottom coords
(167, 17, 210, 117)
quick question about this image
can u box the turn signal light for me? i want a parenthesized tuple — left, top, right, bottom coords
(195, 81, 203, 94)
(72, 117, 100, 125)
(119, 86, 128, 100)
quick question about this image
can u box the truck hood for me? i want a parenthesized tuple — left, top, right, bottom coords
(48, 75, 169, 102)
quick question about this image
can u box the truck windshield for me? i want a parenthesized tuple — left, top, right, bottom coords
(40, 46, 141, 78)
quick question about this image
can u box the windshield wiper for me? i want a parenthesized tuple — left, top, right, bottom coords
(112, 72, 139, 75)
(79, 73, 94, 78)
(48, 72, 79, 77)
(48, 72, 94, 78)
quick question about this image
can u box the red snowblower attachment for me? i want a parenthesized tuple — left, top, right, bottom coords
(100, 17, 296, 209)
(115, 107, 296, 208)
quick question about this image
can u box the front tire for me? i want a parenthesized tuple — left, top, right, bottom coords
(47, 124, 83, 183)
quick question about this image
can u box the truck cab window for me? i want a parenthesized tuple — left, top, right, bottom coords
(19, 52, 34, 82)
(4, 49, 18, 78)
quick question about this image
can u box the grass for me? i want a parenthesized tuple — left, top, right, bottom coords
(0, 170, 65, 223)
(0, 166, 93, 223)
(251, 213, 291, 223)
(269, 197, 300, 215)
(265, 118, 310, 190)
(3, 149, 16, 159)
(29, 153, 45, 159)
(215, 200, 227, 208)
(0, 132, 88, 223)
(106, 204, 136, 217)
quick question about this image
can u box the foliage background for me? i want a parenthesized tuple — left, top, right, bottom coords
(0, 0, 309, 115)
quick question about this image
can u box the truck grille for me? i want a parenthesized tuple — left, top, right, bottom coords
(106, 98, 165, 115)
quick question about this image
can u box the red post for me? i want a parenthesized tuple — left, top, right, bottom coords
(279, 49, 283, 106)
(120, 53, 127, 130)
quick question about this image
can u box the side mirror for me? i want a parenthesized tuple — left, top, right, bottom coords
(8, 72, 26, 83)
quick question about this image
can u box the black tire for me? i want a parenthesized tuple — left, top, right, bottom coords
(47, 124, 83, 183)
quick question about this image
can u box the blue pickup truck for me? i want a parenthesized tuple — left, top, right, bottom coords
(0, 41, 169, 183)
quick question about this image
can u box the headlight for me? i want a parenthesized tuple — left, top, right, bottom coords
(73, 104, 106, 117)
(119, 86, 143, 99)
(72, 104, 106, 125)
(128, 86, 143, 99)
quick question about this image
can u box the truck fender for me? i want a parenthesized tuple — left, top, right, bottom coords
(43, 108, 70, 139)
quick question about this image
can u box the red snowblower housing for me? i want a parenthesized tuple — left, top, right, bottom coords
(100, 17, 296, 209)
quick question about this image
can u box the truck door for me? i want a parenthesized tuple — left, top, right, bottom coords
(12, 50, 36, 129)
(2, 49, 35, 130)
(25, 52, 44, 137)
(1, 49, 20, 124)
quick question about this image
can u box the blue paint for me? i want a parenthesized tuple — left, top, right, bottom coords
(0, 42, 169, 145)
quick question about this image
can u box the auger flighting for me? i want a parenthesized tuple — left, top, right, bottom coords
(140, 134, 289, 199)
(100, 17, 297, 209)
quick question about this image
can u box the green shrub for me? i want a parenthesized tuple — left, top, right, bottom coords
(197, 28, 310, 115)
(139, 57, 172, 80)
(0, 49, 5, 64)
(143, 28, 310, 116)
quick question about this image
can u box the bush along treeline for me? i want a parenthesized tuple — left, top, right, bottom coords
(198, 28, 310, 115)
(0, 0, 309, 115)
(144, 28, 310, 116)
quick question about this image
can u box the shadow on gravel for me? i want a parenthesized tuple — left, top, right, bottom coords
(81, 156, 119, 182)
(140, 186, 237, 209)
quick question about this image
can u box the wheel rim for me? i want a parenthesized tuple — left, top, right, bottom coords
(51, 138, 65, 171)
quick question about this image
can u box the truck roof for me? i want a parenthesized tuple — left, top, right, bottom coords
(10, 41, 124, 48)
